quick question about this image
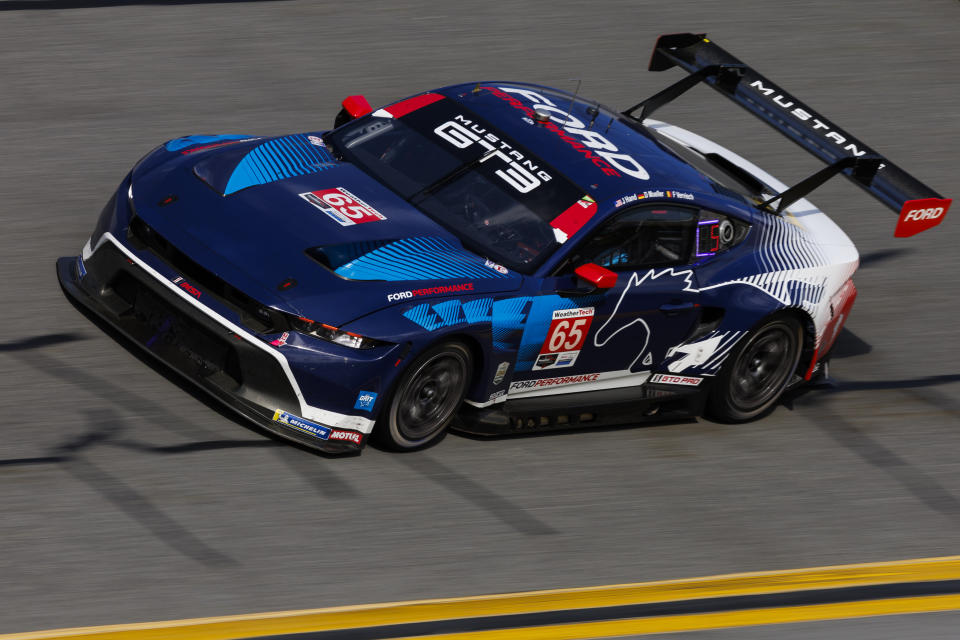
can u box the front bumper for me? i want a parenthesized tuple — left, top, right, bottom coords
(57, 242, 368, 454)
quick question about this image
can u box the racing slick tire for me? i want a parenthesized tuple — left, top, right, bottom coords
(706, 314, 803, 422)
(377, 341, 472, 450)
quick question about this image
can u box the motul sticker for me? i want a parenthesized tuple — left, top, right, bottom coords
(895, 198, 951, 238)
(649, 373, 703, 386)
(533, 307, 594, 370)
(328, 430, 362, 444)
(299, 187, 386, 226)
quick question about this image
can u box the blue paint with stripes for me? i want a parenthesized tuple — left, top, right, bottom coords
(462, 298, 493, 324)
(223, 134, 337, 195)
(491, 296, 533, 350)
(402, 297, 494, 331)
(335, 237, 511, 281)
(165, 134, 253, 152)
(403, 304, 443, 331)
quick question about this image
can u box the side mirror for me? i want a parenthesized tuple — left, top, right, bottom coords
(334, 95, 373, 128)
(574, 263, 618, 289)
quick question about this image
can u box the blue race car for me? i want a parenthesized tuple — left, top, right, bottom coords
(58, 33, 951, 453)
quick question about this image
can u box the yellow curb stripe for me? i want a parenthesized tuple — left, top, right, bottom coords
(3, 556, 960, 640)
(394, 594, 960, 640)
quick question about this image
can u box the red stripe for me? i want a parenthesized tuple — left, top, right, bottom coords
(803, 347, 820, 381)
(550, 198, 598, 238)
(385, 93, 445, 118)
(180, 139, 250, 155)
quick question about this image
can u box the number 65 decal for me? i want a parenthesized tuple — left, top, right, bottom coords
(299, 187, 386, 226)
(547, 318, 589, 352)
(534, 307, 595, 370)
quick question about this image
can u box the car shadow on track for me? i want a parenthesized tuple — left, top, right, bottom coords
(53, 288, 361, 459)
(0, 403, 240, 566)
(0, 326, 365, 565)
(451, 416, 700, 443)
(781, 328, 960, 411)
(858, 247, 916, 269)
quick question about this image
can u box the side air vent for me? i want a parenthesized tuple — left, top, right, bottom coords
(305, 240, 395, 275)
(687, 306, 725, 343)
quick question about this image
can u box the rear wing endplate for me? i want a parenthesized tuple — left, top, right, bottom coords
(629, 33, 950, 237)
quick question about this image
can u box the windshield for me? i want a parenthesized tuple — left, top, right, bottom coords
(326, 97, 588, 274)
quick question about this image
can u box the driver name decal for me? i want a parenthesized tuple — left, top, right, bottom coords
(300, 187, 386, 226)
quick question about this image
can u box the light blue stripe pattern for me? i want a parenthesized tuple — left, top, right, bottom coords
(335, 237, 510, 281)
(224, 134, 336, 195)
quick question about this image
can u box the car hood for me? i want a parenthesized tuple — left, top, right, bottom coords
(129, 134, 523, 327)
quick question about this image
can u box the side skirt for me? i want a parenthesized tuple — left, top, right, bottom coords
(454, 382, 711, 437)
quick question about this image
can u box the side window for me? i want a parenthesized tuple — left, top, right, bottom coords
(563, 205, 697, 272)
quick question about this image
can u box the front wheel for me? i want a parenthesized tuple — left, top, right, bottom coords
(706, 315, 803, 422)
(377, 342, 472, 450)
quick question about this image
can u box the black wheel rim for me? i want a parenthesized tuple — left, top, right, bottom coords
(396, 352, 467, 441)
(729, 324, 797, 413)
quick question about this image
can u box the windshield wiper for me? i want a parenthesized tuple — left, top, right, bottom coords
(409, 148, 496, 204)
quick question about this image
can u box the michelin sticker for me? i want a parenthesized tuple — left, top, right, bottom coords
(272, 410, 332, 440)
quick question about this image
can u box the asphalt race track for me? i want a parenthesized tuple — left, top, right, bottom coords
(1, 0, 958, 636)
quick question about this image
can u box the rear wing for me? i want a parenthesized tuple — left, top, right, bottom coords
(627, 33, 950, 237)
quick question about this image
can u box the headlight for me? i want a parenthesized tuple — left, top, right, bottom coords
(289, 316, 389, 350)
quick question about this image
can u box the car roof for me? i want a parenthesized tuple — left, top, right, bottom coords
(431, 82, 758, 222)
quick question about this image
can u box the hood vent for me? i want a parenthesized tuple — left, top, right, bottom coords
(306, 240, 395, 276)
(307, 237, 512, 282)
(193, 134, 338, 196)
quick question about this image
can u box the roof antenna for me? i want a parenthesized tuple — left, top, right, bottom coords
(586, 102, 600, 129)
(563, 79, 582, 125)
(604, 114, 615, 133)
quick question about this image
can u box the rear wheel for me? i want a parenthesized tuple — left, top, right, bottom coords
(377, 342, 472, 450)
(706, 315, 802, 422)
